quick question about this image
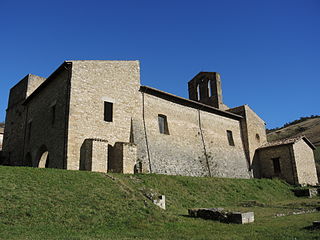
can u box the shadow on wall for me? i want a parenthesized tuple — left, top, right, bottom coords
(24, 152, 32, 167)
(251, 151, 261, 178)
(314, 147, 320, 181)
(80, 138, 138, 173)
(80, 139, 93, 171)
(108, 144, 120, 173)
(0, 151, 5, 165)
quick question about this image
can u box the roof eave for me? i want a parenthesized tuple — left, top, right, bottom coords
(139, 85, 242, 120)
(23, 61, 72, 105)
(302, 136, 316, 150)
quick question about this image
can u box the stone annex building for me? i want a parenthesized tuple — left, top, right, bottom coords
(2, 60, 318, 185)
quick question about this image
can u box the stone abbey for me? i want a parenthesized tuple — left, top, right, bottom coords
(2, 61, 318, 185)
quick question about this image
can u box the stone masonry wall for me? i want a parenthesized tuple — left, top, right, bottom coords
(109, 142, 137, 174)
(23, 66, 70, 168)
(26, 74, 46, 97)
(122, 143, 137, 174)
(91, 139, 108, 172)
(293, 140, 318, 185)
(3, 76, 29, 165)
(65, 60, 250, 178)
(139, 93, 250, 178)
(4, 60, 259, 179)
(66, 61, 142, 171)
(227, 105, 267, 176)
(257, 145, 297, 185)
(244, 105, 267, 164)
(3, 74, 46, 165)
(201, 110, 250, 178)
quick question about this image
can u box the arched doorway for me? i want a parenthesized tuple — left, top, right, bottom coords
(37, 145, 49, 168)
(24, 152, 33, 167)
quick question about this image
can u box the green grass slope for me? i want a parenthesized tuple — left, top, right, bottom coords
(0, 166, 319, 240)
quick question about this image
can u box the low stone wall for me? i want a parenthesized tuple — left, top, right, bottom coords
(80, 138, 108, 172)
(293, 188, 318, 198)
(188, 208, 254, 224)
(108, 142, 137, 174)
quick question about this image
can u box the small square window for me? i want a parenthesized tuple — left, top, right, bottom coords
(158, 114, 169, 135)
(226, 130, 235, 146)
(104, 101, 113, 122)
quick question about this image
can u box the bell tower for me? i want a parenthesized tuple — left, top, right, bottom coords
(188, 72, 224, 109)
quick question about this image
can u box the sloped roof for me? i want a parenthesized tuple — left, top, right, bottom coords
(140, 86, 243, 121)
(23, 62, 71, 105)
(258, 135, 315, 150)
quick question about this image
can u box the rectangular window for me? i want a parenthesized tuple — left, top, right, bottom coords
(51, 104, 56, 126)
(272, 157, 281, 174)
(158, 114, 169, 135)
(226, 130, 235, 146)
(104, 101, 113, 122)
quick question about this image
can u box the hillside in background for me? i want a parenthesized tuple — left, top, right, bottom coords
(267, 116, 320, 146)
(0, 166, 319, 239)
(267, 116, 320, 180)
(267, 116, 320, 162)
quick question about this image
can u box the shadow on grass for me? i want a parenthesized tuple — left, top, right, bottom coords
(303, 225, 320, 231)
(178, 214, 194, 218)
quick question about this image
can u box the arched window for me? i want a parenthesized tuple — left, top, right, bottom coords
(39, 151, 49, 168)
(37, 145, 50, 168)
(208, 80, 212, 97)
(196, 84, 201, 100)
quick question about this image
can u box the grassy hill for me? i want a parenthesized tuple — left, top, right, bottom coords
(267, 117, 320, 146)
(0, 166, 319, 240)
(267, 117, 320, 165)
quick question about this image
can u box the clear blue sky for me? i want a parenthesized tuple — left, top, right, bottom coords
(0, 0, 319, 129)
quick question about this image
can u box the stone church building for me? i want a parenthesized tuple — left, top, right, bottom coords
(2, 60, 318, 185)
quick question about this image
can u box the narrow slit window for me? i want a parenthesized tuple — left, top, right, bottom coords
(27, 121, 32, 143)
(208, 80, 212, 97)
(196, 84, 201, 101)
(226, 130, 235, 146)
(256, 133, 260, 142)
(158, 114, 169, 135)
(272, 157, 281, 174)
(104, 101, 113, 122)
(51, 104, 56, 126)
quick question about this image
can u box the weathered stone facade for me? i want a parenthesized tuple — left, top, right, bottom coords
(227, 105, 267, 174)
(293, 140, 318, 185)
(257, 137, 318, 185)
(3, 74, 46, 166)
(139, 90, 249, 177)
(2, 60, 318, 184)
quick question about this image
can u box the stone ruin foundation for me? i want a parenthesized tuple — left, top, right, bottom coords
(188, 208, 254, 224)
